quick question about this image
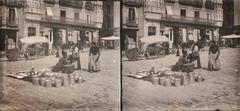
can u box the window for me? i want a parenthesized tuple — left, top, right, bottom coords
(194, 10, 199, 19)
(60, 10, 66, 18)
(28, 27, 36, 36)
(87, 15, 91, 22)
(128, 8, 135, 21)
(9, 8, 15, 21)
(148, 26, 156, 36)
(180, 8, 186, 17)
(207, 12, 211, 20)
(74, 12, 79, 20)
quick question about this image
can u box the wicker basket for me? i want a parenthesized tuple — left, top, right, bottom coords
(182, 63, 194, 73)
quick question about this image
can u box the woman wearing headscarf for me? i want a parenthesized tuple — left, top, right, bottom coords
(208, 41, 220, 71)
(70, 45, 81, 70)
(88, 42, 100, 72)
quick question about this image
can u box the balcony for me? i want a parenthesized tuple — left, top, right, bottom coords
(205, 0, 214, 10)
(124, 17, 138, 27)
(122, 0, 144, 7)
(164, 0, 176, 4)
(59, 0, 83, 9)
(44, 0, 55, 4)
(41, 16, 97, 28)
(0, 0, 5, 5)
(85, 1, 94, 11)
(179, 0, 203, 8)
(6, 17, 18, 27)
(161, 14, 215, 26)
(6, 0, 25, 7)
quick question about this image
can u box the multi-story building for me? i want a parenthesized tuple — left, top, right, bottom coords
(122, 0, 223, 50)
(0, 0, 103, 51)
(23, 0, 103, 49)
(0, 0, 25, 52)
(221, 0, 240, 35)
(100, 0, 120, 37)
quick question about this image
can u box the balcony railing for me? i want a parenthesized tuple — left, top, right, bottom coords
(161, 14, 215, 26)
(179, 0, 203, 8)
(122, 0, 144, 6)
(6, 0, 25, 7)
(164, 0, 176, 4)
(6, 17, 18, 27)
(44, 0, 55, 4)
(85, 1, 94, 11)
(124, 17, 138, 27)
(59, 0, 83, 9)
(41, 16, 97, 28)
(205, 0, 214, 10)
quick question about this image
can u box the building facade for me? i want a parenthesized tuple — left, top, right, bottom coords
(0, 0, 25, 51)
(0, 0, 103, 51)
(122, 0, 223, 50)
(100, 0, 120, 37)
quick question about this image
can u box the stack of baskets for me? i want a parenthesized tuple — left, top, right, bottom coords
(150, 67, 205, 87)
(31, 72, 84, 88)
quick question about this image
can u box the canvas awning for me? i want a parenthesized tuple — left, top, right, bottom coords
(166, 6, 173, 15)
(140, 35, 168, 44)
(20, 36, 49, 44)
(221, 34, 240, 39)
(46, 7, 53, 16)
(100, 36, 120, 41)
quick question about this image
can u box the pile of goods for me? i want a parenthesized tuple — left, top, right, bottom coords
(7, 68, 85, 88)
(125, 67, 205, 87)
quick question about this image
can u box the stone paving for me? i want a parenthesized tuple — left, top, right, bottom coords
(0, 49, 120, 111)
(122, 48, 240, 111)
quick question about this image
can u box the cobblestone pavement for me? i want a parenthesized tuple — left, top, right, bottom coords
(0, 49, 120, 111)
(122, 48, 240, 111)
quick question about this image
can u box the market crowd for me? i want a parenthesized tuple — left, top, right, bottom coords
(172, 40, 221, 72)
(52, 42, 101, 73)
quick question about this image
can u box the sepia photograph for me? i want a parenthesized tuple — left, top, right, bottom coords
(0, 0, 120, 110)
(121, 0, 240, 110)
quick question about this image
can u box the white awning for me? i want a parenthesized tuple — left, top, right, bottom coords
(221, 34, 240, 39)
(140, 35, 169, 44)
(166, 6, 173, 15)
(101, 36, 120, 41)
(46, 7, 53, 16)
(20, 36, 49, 44)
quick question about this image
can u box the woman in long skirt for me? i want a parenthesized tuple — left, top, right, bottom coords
(208, 41, 220, 71)
(88, 42, 100, 72)
(71, 46, 81, 70)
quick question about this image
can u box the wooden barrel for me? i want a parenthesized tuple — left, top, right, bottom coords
(32, 77, 40, 86)
(181, 74, 188, 86)
(55, 78, 62, 88)
(40, 78, 46, 86)
(45, 79, 52, 88)
(69, 74, 76, 85)
(164, 78, 171, 87)
(159, 77, 165, 85)
(151, 76, 159, 85)
(174, 78, 181, 87)
(189, 74, 195, 83)
(62, 75, 70, 87)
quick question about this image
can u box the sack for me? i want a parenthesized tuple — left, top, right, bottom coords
(72, 53, 79, 59)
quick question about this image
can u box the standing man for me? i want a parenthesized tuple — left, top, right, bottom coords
(208, 41, 220, 71)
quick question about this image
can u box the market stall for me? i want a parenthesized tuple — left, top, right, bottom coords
(100, 36, 120, 49)
(7, 67, 85, 88)
(124, 66, 205, 87)
(19, 36, 49, 60)
(140, 35, 169, 59)
(221, 34, 240, 47)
